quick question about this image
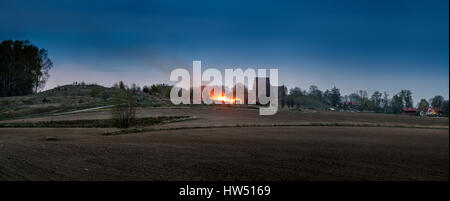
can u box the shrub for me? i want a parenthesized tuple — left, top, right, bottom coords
(111, 89, 136, 128)
(90, 87, 101, 97)
(1, 99, 11, 106)
(143, 86, 150, 93)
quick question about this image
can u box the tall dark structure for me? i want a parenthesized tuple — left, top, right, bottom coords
(253, 77, 271, 104)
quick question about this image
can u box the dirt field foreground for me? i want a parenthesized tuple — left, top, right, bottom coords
(0, 107, 448, 180)
(0, 127, 448, 180)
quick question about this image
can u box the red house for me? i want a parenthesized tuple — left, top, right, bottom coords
(402, 107, 417, 116)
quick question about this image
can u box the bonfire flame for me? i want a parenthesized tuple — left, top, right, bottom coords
(210, 92, 240, 104)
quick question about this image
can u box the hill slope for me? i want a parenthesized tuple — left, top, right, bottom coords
(0, 84, 171, 120)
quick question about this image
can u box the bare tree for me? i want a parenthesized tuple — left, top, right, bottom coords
(111, 85, 136, 128)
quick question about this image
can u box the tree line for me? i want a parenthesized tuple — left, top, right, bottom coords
(279, 85, 449, 116)
(114, 80, 449, 117)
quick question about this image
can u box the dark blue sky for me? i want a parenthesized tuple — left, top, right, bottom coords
(1, 0, 448, 102)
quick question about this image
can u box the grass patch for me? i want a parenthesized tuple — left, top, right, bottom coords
(0, 116, 192, 128)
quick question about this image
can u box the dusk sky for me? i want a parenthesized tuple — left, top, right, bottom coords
(1, 0, 448, 103)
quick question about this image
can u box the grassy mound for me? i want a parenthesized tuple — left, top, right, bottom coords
(0, 84, 172, 120)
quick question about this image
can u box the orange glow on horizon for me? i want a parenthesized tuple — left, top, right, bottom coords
(210, 94, 240, 104)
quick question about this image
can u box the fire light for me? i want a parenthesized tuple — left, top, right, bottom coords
(210, 94, 240, 104)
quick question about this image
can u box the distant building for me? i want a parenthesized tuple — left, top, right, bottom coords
(402, 107, 417, 116)
(253, 77, 271, 96)
(341, 101, 358, 106)
(253, 77, 270, 104)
